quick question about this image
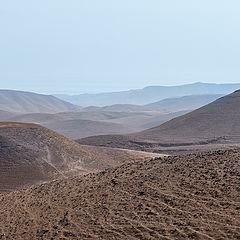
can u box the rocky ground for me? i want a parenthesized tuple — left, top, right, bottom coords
(0, 149, 239, 239)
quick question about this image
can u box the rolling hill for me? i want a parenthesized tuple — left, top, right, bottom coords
(0, 89, 80, 113)
(45, 119, 134, 139)
(82, 94, 222, 113)
(83, 104, 149, 112)
(56, 82, 240, 106)
(0, 122, 161, 192)
(0, 149, 239, 239)
(0, 89, 224, 139)
(7, 112, 141, 139)
(5, 94, 221, 139)
(78, 90, 240, 152)
(134, 90, 240, 144)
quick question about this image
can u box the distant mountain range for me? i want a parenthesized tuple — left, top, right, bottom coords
(83, 94, 223, 113)
(0, 89, 223, 139)
(0, 89, 80, 113)
(55, 82, 240, 106)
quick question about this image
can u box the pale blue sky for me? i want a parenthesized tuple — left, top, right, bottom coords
(0, 0, 240, 93)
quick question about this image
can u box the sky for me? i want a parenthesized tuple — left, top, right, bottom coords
(0, 0, 240, 94)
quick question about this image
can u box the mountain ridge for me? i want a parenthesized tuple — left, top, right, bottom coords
(55, 82, 240, 106)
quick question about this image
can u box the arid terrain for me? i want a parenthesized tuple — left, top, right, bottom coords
(78, 90, 240, 154)
(2, 0, 240, 238)
(0, 149, 239, 239)
(0, 122, 161, 192)
(0, 89, 240, 239)
(0, 90, 224, 139)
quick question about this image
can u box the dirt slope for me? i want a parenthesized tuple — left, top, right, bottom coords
(0, 149, 239, 239)
(0, 122, 161, 192)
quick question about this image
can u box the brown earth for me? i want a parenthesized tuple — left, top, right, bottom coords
(0, 122, 162, 192)
(0, 149, 239, 239)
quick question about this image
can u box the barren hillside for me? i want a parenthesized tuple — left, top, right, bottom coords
(0, 149, 239, 239)
(0, 122, 161, 192)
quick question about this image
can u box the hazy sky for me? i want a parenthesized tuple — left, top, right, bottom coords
(1, 0, 240, 93)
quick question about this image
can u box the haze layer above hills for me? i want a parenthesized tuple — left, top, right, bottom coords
(56, 82, 240, 106)
(0, 149, 239, 239)
(0, 122, 161, 192)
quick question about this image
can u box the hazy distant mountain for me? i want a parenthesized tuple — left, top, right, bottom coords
(83, 104, 149, 112)
(56, 82, 240, 106)
(3, 94, 223, 139)
(145, 94, 223, 112)
(0, 90, 80, 113)
(8, 111, 141, 139)
(82, 94, 223, 113)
